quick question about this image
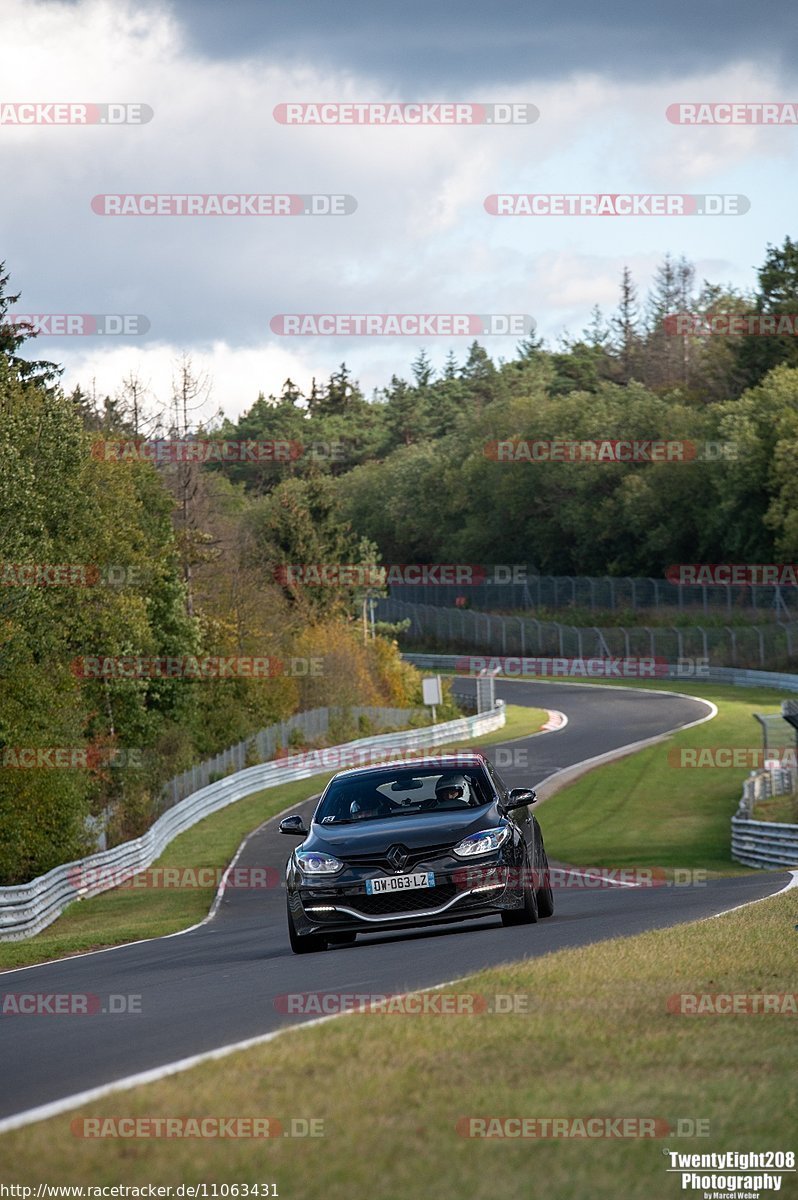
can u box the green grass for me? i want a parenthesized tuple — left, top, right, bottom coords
(753, 794, 798, 823)
(0, 705, 548, 972)
(535, 683, 788, 874)
(496, 603, 786, 629)
(3, 883, 796, 1198)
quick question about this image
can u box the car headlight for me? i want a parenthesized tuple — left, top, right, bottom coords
(452, 826, 511, 858)
(295, 849, 344, 875)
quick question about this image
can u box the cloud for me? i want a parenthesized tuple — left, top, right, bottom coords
(128, 0, 798, 89)
(5, 0, 797, 417)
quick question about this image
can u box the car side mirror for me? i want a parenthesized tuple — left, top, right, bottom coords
(279, 815, 308, 835)
(503, 788, 537, 811)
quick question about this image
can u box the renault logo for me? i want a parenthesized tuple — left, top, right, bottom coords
(386, 844, 409, 873)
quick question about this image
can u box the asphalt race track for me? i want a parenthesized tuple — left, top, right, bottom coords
(0, 680, 790, 1123)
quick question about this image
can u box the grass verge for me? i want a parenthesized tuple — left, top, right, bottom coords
(3, 883, 795, 1198)
(0, 705, 548, 972)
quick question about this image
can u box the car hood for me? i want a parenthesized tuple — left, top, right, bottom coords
(304, 803, 504, 854)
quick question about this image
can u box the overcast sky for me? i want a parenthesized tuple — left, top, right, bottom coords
(2, 0, 798, 423)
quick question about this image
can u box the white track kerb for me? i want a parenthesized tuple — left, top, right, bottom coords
(0, 681, 793, 1136)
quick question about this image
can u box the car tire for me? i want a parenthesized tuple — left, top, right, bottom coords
(501, 858, 539, 926)
(287, 897, 328, 954)
(536, 849, 555, 918)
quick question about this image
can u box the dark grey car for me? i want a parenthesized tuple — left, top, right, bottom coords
(280, 752, 554, 953)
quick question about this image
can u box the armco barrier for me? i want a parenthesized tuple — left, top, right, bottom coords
(402, 652, 798, 691)
(159, 704, 426, 812)
(0, 705, 505, 942)
(731, 816, 798, 869)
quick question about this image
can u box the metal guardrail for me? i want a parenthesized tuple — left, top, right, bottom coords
(731, 816, 798, 869)
(381, 597, 798, 670)
(402, 652, 798, 692)
(738, 768, 796, 817)
(0, 706, 505, 942)
(159, 705, 426, 811)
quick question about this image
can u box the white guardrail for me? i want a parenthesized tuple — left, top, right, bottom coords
(731, 816, 798, 869)
(0, 706, 506, 942)
(406, 654, 798, 872)
(402, 653, 798, 692)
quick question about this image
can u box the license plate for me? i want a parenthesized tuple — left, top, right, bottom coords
(365, 872, 435, 895)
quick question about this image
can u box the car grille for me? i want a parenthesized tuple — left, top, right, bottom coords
(341, 842, 455, 873)
(342, 882, 458, 916)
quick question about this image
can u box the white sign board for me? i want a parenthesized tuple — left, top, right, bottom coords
(422, 676, 442, 706)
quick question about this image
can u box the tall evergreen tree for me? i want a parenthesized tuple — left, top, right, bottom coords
(0, 262, 60, 385)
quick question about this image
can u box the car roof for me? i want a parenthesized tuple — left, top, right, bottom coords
(330, 752, 489, 782)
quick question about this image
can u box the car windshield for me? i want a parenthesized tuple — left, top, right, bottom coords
(314, 766, 492, 824)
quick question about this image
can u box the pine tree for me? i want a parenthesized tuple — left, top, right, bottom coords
(411, 349, 433, 387)
(280, 377, 303, 406)
(0, 262, 60, 385)
(611, 266, 642, 383)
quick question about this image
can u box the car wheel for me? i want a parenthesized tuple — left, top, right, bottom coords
(327, 932, 357, 945)
(536, 849, 555, 918)
(287, 897, 328, 954)
(501, 859, 539, 926)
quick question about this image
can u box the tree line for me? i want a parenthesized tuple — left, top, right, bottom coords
(3, 235, 798, 880)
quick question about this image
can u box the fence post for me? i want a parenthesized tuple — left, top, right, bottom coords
(725, 626, 737, 666)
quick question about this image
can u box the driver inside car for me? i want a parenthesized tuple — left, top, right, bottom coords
(428, 773, 471, 808)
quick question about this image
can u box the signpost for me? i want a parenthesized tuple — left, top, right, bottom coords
(422, 675, 442, 725)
